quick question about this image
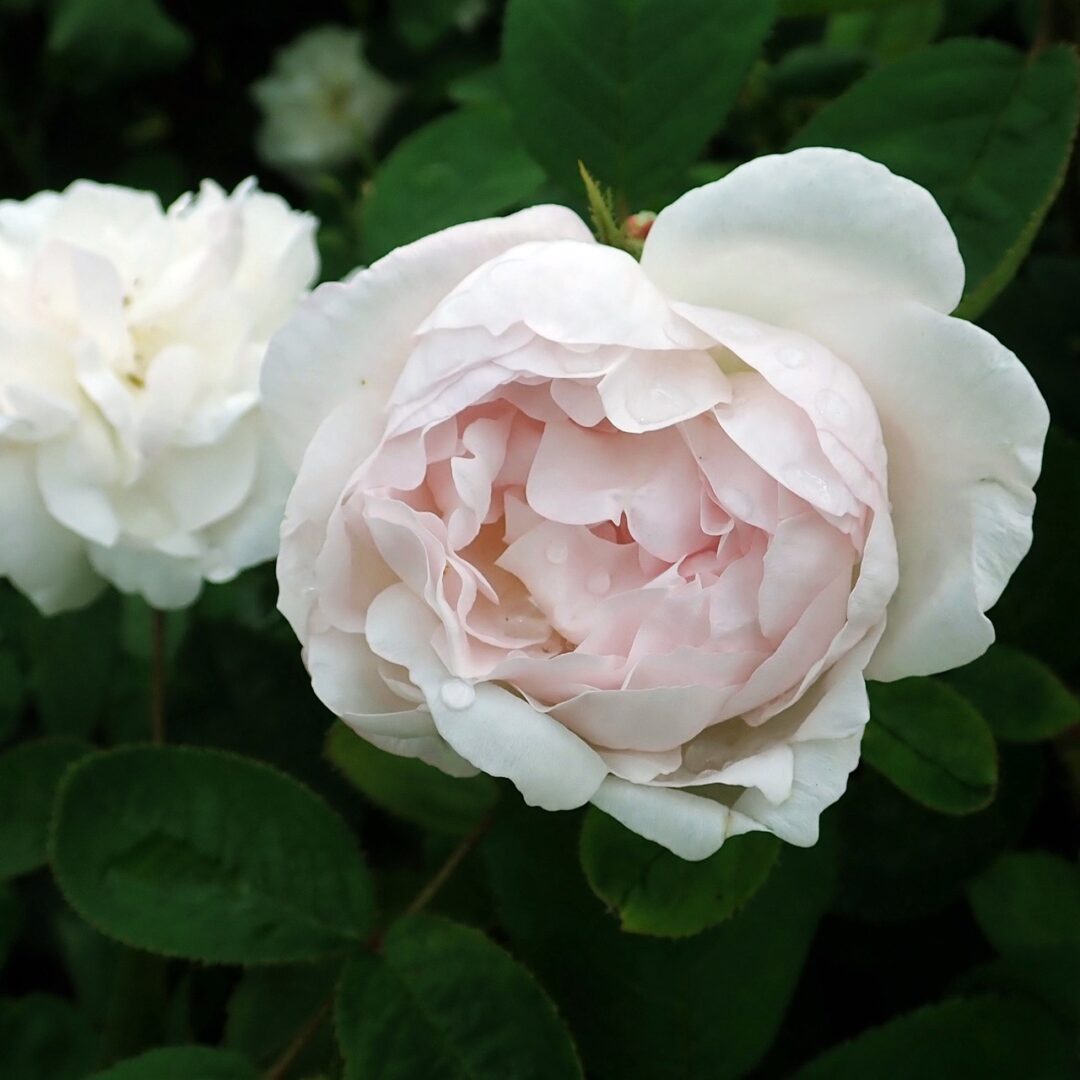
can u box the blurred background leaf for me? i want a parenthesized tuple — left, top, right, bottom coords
(793, 39, 1080, 316)
(503, 0, 777, 206)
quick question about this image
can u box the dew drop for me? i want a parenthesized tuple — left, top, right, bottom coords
(630, 386, 682, 426)
(587, 569, 611, 595)
(777, 344, 807, 369)
(781, 464, 834, 508)
(439, 679, 476, 710)
(546, 541, 569, 565)
(814, 388, 851, 427)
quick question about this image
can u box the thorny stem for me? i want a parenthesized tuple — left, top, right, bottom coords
(398, 810, 496, 923)
(259, 811, 497, 1079)
(261, 997, 334, 1080)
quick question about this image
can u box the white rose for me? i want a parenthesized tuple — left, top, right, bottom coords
(0, 178, 318, 613)
(251, 26, 399, 176)
(263, 149, 1046, 859)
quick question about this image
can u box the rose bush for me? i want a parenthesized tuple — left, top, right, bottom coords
(0, 178, 317, 612)
(263, 148, 1046, 859)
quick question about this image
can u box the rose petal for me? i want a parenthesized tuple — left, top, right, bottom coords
(590, 777, 762, 862)
(366, 584, 607, 809)
(642, 146, 964, 320)
(793, 297, 1047, 679)
(261, 205, 593, 467)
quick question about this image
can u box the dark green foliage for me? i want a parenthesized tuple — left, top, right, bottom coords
(50, 747, 375, 963)
(0, 1, 1076, 1076)
(503, 0, 777, 206)
(0, 737, 91, 880)
(864, 678, 998, 813)
(794, 39, 1080, 316)
(580, 807, 779, 936)
(336, 915, 583, 1079)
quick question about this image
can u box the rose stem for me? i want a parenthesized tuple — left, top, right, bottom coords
(260, 810, 497, 1080)
(150, 608, 167, 744)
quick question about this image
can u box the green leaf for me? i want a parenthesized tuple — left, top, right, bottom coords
(968, 852, 1080, 952)
(944, 646, 1079, 744)
(502, 0, 776, 206)
(793, 39, 1080, 317)
(825, 1, 943, 62)
(485, 805, 834, 1080)
(579, 807, 778, 937)
(448, 66, 505, 108)
(0, 994, 99, 1080)
(170, 620, 360, 807)
(766, 44, 869, 97)
(864, 678, 997, 814)
(0, 737, 91, 881)
(955, 946, 1080, 1029)
(88, 1047, 258, 1080)
(835, 745, 1041, 921)
(362, 106, 545, 262)
(28, 592, 121, 737)
(50, 746, 374, 963)
(225, 961, 339, 1071)
(336, 914, 583, 1080)
(47, 0, 192, 89)
(326, 722, 497, 836)
(789, 996, 1073, 1079)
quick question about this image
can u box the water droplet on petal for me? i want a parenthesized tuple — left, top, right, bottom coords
(546, 541, 569, 565)
(439, 679, 476, 710)
(777, 345, 807, 369)
(814, 388, 851, 427)
(630, 386, 681, 426)
(781, 464, 834, 508)
(587, 569, 611, 595)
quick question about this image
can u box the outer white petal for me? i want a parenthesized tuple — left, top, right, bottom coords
(0, 447, 103, 613)
(365, 584, 607, 811)
(792, 299, 1047, 679)
(306, 623, 478, 777)
(260, 205, 594, 468)
(732, 638, 874, 844)
(203, 432, 293, 580)
(590, 777, 763, 862)
(87, 542, 204, 610)
(419, 240, 714, 351)
(641, 147, 964, 320)
(276, 393, 386, 639)
(733, 736, 861, 847)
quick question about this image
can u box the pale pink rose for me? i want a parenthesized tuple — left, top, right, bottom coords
(262, 149, 1046, 859)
